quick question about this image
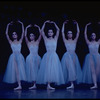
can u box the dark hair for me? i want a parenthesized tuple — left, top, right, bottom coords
(67, 31, 73, 34)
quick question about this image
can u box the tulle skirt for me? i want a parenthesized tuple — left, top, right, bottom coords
(82, 53, 100, 84)
(25, 54, 41, 82)
(3, 53, 26, 83)
(36, 51, 65, 85)
(61, 52, 82, 84)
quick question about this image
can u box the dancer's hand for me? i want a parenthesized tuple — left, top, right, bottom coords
(73, 20, 77, 24)
(86, 22, 91, 26)
(26, 24, 32, 28)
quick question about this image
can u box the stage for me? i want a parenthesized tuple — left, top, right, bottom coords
(0, 88, 100, 99)
(0, 1, 100, 99)
(0, 82, 100, 99)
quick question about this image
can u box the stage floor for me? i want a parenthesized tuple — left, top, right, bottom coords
(0, 81, 100, 99)
(0, 89, 100, 99)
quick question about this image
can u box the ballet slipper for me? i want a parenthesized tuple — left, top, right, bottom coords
(47, 85, 55, 90)
(14, 86, 22, 90)
(66, 84, 74, 89)
(29, 85, 37, 90)
(90, 85, 97, 89)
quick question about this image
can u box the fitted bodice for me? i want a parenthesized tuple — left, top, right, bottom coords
(45, 39, 57, 52)
(11, 43, 21, 53)
(88, 42, 99, 54)
(28, 44, 38, 54)
(65, 42, 76, 53)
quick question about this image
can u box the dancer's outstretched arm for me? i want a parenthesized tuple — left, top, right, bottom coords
(5, 21, 13, 44)
(18, 20, 24, 43)
(51, 21, 60, 40)
(84, 23, 91, 45)
(62, 20, 68, 43)
(41, 20, 50, 40)
(25, 24, 32, 45)
(34, 24, 42, 44)
(73, 20, 80, 42)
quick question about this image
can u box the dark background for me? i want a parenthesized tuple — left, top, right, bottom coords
(0, 0, 100, 77)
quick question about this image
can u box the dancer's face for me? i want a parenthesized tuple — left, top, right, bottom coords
(91, 33, 96, 40)
(48, 29, 54, 37)
(29, 33, 35, 41)
(12, 32, 18, 40)
(67, 31, 73, 39)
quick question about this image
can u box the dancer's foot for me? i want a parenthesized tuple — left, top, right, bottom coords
(90, 85, 97, 89)
(66, 84, 74, 89)
(47, 85, 55, 90)
(14, 86, 22, 90)
(29, 85, 37, 90)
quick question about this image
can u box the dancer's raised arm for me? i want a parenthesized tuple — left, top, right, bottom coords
(5, 21, 13, 44)
(25, 24, 32, 45)
(62, 20, 68, 43)
(97, 22, 100, 45)
(18, 20, 24, 43)
(41, 20, 50, 40)
(51, 21, 60, 40)
(73, 20, 80, 42)
(84, 23, 91, 45)
(34, 24, 42, 44)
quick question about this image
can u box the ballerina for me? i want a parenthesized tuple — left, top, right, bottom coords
(61, 20, 82, 89)
(25, 24, 41, 89)
(82, 22, 100, 89)
(3, 20, 26, 90)
(36, 20, 65, 90)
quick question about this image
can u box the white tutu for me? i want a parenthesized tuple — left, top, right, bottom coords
(82, 43, 100, 84)
(61, 42, 82, 84)
(3, 43, 26, 83)
(25, 45, 41, 82)
(36, 39, 65, 85)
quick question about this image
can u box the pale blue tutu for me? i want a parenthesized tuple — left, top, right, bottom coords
(25, 54, 41, 82)
(3, 43, 26, 83)
(36, 39, 65, 85)
(3, 53, 26, 83)
(36, 52, 65, 85)
(61, 42, 82, 84)
(61, 52, 82, 84)
(82, 53, 100, 84)
(82, 43, 100, 84)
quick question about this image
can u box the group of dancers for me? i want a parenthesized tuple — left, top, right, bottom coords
(2, 20, 100, 90)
